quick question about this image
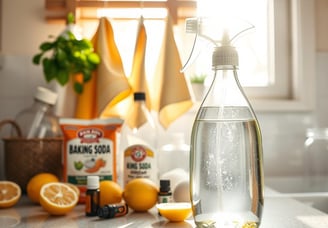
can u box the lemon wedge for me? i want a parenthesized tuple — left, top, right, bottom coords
(156, 203, 192, 222)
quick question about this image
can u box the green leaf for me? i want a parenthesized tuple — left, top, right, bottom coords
(56, 69, 70, 85)
(32, 53, 43, 65)
(87, 53, 101, 65)
(55, 48, 67, 63)
(57, 35, 67, 43)
(59, 59, 70, 69)
(67, 12, 75, 24)
(42, 58, 57, 82)
(73, 51, 81, 59)
(65, 31, 76, 40)
(82, 70, 92, 83)
(80, 39, 93, 49)
(79, 53, 87, 62)
(74, 82, 83, 94)
(40, 42, 54, 51)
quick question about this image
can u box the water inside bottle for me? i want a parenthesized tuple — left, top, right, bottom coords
(190, 107, 263, 227)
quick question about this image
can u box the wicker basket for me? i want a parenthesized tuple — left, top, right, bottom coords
(1, 119, 62, 192)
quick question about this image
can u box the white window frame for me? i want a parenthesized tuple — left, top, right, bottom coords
(246, 0, 315, 111)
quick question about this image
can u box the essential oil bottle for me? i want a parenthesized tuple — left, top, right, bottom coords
(158, 179, 173, 204)
(97, 203, 129, 219)
(85, 176, 100, 216)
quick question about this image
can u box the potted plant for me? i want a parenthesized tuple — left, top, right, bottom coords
(32, 13, 100, 94)
(190, 74, 207, 101)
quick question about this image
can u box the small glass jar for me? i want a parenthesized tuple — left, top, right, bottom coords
(304, 128, 328, 187)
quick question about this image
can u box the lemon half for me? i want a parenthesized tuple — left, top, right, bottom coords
(156, 202, 192, 222)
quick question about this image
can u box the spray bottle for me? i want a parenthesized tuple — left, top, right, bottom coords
(184, 17, 264, 227)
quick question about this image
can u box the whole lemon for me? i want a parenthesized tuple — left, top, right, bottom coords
(99, 180, 123, 207)
(123, 178, 158, 212)
(26, 173, 59, 204)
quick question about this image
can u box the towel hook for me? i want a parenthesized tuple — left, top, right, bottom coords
(139, 0, 145, 18)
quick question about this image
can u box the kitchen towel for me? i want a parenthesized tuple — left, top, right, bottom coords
(129, 16, 151, 109)
(126, 16, 152, 129)
(74, 17, 131, 119)
(107, 16, 152, 126)
(151, 15, 193, 129)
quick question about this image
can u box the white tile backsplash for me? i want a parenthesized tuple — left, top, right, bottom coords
(315, 52, 328, 126)
(1, 53, 328, 180)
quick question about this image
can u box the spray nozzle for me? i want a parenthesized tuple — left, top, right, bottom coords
(221, 30, 231, 46)
(181, 17, 255, 72)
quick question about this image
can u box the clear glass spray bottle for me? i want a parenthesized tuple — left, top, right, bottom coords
(186, 18, 264, 228)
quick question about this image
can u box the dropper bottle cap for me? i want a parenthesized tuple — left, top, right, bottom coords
(97, 205, 115, 218)
(87, 176, 99, 189)
(160, 179, 171, 192)
(133, 92, 146, 101)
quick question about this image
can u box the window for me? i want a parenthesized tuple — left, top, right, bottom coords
(248, 0, 315, 111)
(45, 0, 315, 111)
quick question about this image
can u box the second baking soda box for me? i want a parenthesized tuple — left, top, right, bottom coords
(59, 118, 123, 203)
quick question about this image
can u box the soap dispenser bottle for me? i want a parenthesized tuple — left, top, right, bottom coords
(186, 18, 264, 228)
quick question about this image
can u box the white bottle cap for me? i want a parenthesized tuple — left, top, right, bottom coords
(34, 86, 58, 105)
(87, 176, 99, 189)
(212, 46, 239, 67)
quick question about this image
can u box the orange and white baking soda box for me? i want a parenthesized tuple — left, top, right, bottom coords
(60, 118, 123, 203)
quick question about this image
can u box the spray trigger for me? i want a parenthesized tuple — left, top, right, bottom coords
(181, 17, 255, 72)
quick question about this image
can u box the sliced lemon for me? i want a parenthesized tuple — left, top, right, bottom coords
(0, 181, 21, 208)
(65, 183, 80, 199)
(40, 182, 79, 215)
(26, 173, 59, 204)
(156, 203, 192, 222)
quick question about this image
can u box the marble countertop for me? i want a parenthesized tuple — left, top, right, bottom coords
(1, 191, 328, 228)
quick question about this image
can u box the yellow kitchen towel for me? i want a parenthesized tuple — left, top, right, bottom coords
(75, 17, 131, 119)
(126, 16, 151, 129)
(108, 17, 151, 128)
(152, 15, 193, 129)
(129, 17, 151, 109)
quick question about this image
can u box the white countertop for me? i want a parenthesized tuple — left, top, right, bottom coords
(1, 188, 328, 228)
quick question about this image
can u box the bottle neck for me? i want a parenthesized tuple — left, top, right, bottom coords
(199, 64, 258, 120)
(205, 65, 247, 106)
(213, 64, 238, 71)
(126, 98, 154, 130)
(133, 99, 149, 115)
(33, 99, 54, 113)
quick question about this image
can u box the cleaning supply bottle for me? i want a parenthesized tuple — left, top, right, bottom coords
(185, 17, 264, 228)
(120, 92, 158, 186)
(14, 86, 61, 139)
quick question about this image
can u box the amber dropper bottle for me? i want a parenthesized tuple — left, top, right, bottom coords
(97, 202, 129, 219)
(85, 176, 100, 216)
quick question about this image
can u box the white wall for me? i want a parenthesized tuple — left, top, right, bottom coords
(1, 0, 328, 179)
